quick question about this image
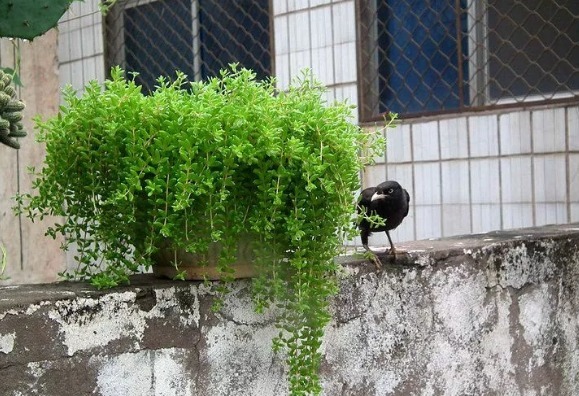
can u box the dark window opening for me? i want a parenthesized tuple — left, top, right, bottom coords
(106, 0, 272, 93)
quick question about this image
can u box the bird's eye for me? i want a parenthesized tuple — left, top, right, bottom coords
(388, 188, 394, 194)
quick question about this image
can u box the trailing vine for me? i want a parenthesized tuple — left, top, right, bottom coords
(17, 66, 386, 395)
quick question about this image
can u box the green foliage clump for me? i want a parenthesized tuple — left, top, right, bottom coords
(18, 66, 385, 395)
(0, 69, 25, 149)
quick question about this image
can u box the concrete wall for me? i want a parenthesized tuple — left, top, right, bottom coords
(1, 223, 578, 395)
(0, 31, 66, 284)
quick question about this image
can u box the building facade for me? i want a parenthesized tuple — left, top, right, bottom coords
(1, 0, 577, 282)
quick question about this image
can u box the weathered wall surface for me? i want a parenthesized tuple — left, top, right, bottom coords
(0, 31, 67, 284)
(1, 224, 578, 396)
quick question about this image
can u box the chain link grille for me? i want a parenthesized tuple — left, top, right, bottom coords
(105, 0, 271, 92)
(358, 0, 579, 120)
(103, 1, 577, 118)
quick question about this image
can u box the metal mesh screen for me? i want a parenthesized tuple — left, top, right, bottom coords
(105, 0, 272, 92)
(357, 0, 579, 120)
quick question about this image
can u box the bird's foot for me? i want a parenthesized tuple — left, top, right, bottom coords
(388, 248, 408, 257)
(362, 247, 382, 270)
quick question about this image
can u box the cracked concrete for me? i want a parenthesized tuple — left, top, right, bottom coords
(0, 223, 578, 395)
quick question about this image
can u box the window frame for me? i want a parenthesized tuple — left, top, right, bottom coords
(105, 0, 274, 84)
(356, 0, 579, 122)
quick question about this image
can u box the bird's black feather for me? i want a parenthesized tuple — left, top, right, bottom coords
(356, 180, 410, 252)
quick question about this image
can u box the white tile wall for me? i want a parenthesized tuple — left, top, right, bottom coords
(439, 117, 468, 159)
(386, 123, 412, 163)
(532, 108, 566, 153)
(334, 84, 357, 107)
(60, 62, 72, 87)
(366, 229, 389, 248)
(310, 47, 334, 86)
(68, 32, 83, 61)
(471, 204, 502, 234)
(571, 203, 579, 222)
(362, 165, 386, 189)
(288, 0, 310, 12)
(501, 204, 534, 230)
(310, 0, 333, 6)
(569, 154, 579, 204)
(499, 110, 532, 155)
(500, 157, 533, 203)
(442, 204, 471, 236)
(390, 208, 415, 243)
(414, 205, 442, 240)
(80, 25, 96, 57)
(332, 1, 356, 44)
(568, 106, 579, 151)
(323, 87, 336, 103)
(272, 0, 288, 14)
(535, 203, 568, 225)
(469, 114, 498, 157)
(275, 53, 290, 90)
(310, 6, 333, 48)
(470, 159, 500, 204)
(413, 163, 441, 205)
(69, 59, 86, 89)
(334, 84, 358, 123)
(333, 42, 357, 83)
(93, 24, 103, 55)
(288, 11, 311, 52)
(94, 55, 105, 82)
(58, 31, 70, 63)
(412, 121, 439, 162)
(274, 16, 289, 54)
(289, 50, 312, 77)
(533, 154, 567, 203)
(441, 161, 470, 204)
(59, 0, 105, 94)
(386, 164, 413, 199)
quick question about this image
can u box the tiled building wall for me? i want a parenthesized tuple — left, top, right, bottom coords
(58, 1, 105, 94)
(273, 0, 359, 122)
(363, 104, 579, 246)
(56, 1, 579, 251)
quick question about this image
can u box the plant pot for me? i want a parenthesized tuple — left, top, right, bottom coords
(152, 235, 257, 280)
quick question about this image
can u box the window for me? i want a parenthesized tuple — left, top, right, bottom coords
(106, 0, 272, 92)
(358, 0, 579, 120)
(487, 0, 579, 101)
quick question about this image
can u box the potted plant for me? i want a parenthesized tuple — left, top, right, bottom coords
(18, 66, 386, 395)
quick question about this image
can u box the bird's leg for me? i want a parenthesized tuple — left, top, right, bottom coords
(361, 231, 382, 270)
(385, 231, 396, 258)
(361, 230, 370, 252)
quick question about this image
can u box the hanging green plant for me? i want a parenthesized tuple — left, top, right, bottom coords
(17, 66, 387, 395)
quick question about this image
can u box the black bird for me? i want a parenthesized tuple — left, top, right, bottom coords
(356, 180, 410, 256)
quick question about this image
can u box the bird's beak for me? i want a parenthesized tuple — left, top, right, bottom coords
(371, 192, 387, 201)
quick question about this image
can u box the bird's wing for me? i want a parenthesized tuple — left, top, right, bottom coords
(403, 189, 410, 217)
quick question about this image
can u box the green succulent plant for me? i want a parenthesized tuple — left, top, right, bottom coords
(0, 0, 73, 40)
(0, 69, 25, 149)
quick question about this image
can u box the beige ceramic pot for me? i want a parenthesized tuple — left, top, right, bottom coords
(152, 234, 257, 280)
